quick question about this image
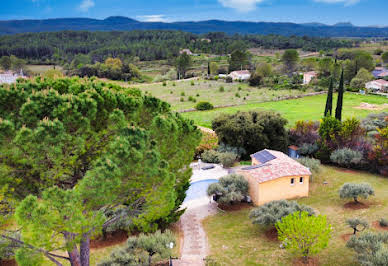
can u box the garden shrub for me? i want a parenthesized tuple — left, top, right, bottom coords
(162, 81, 167, 86)
(180, 92, 185, 96)
(298, 143, 319, 156)
(188, 96, 195, 102)
(207, 174, 249, 205)
(296, 157, 321, 175)
(289, 120, 319, 145)
(347, 232, 388, 266)
(225, 76, 233, 83)
(339, 183, 374, 204)
(380, 218, 388, 227)
(195, 131, 218, 158)
(361, 112, 388, 134)
(249, 200, 315, 227)
(217, 143, 246, 158)
(195, 101, 214, 111)
(180, 97, 184, 102)
(201, 150, 221, 163)
(218, 152, 238, 168)
(330, 148, 363, 167)
(235, 92, 241, 98)
(219, 86, 224, 92)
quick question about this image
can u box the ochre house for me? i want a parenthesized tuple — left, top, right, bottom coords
(238, 149, 311, 206)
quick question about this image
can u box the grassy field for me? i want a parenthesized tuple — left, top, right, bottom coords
(203, 166, 388, 266)
(130, 79, 315, 111)
(182, 93, 388, 128)
(26, 65, 63, 75)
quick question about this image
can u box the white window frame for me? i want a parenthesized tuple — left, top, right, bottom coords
(299, 177, 304, 184)
(290, 178, 295, 186)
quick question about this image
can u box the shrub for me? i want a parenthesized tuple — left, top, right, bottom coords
(235, 92, 241, 98)
(99, 230, 175, 266)
(188, 96, 195, 102)
(195, 131, 218, 158)
(249, 73, 262, 86)
(207, 174, 249, 205)
(170, 91, 173, 94)
(225, 76, 233, 83)
(276, 211, 331, 263)
(218, 152, 238, 168)
(162, 81, 167, 86)
(346, 218, 368, 235)
(238, 86, 242, 91)
(249, 200, 315, 227)
(191, 80, 195, 86)
(212, 111, 288, 157)
(180, 92, 185, 96)
(214, 75, 219, 81)
(380, 218, 388, 227)
(201, 150, 221, 163)
(195, 101, 214, 111)
(172, 82, 176, 86)
(347, 232, 388, 266)
(219, 86, 225, 92)
(298, 143, 319, 156)
(319, 116, 342, 142)
(296, 157, 321, 175)
(339, 183, 374, 204)
(330, 148, 363, 167)
(217, 143, 246, 158)
(196, 93, 200, 97)
(289, 120, 319, 146)
(361, 112, 388, 133)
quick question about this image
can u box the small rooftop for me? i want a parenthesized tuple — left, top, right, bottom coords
(242, 149, 311, 183)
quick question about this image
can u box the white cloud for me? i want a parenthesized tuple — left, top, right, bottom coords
(79, 0, 95, 12)
(137, 15, 169, 22)
(314, 0, 360, 6)
(218, 0, 265, 12)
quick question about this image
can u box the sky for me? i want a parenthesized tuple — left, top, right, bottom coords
(0, 0, 387, 26)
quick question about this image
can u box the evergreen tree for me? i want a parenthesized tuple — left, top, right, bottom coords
(207, 61, 210, 75)
(335, 70, 344, 121)
(324, 77, 334, 117)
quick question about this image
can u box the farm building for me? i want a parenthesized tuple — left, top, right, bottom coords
(372, 67, 388, 78)
(366, 79, 388, 93)
(228, 70, 251, 81)
(179, 49, 193, 55)
(238, 149, 311, 206)
(303, 71, 317, 85)
(0, 71, 25, 84)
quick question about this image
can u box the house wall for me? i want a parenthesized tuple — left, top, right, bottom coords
(250, 175, 310, 206)
(239, 171, 260, 205)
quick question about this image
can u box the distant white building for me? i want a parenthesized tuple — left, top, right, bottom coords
(179, 49, 193, 55)
(229, 70, 251, 81)
(303, 71, 318, 85)
(366, 79, 388, 93)
(0, 71, 26, 84)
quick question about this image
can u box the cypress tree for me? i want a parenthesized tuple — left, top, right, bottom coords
(335, 70, 344, 121)
(207, 61, 210, 75)
(324, 77, 333, 116)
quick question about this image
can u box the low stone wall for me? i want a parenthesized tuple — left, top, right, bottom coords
(178, 91, 326, 113)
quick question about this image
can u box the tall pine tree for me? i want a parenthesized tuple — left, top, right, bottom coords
(324, 77, 334, 117)
(335, 70, 344, 121)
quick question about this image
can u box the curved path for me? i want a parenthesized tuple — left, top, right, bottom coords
(174, 164, 228, 266)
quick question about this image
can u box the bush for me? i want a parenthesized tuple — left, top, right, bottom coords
(235, 92, 240, 98)
(330, 148, 363, 167)
(249, 73, 262, 86)
(217, 143, 246, 158)
(289, 120, 320, 146)
(296, 157, 321, 175)
(212, 111, 288, 157)
(346, 218, 368, 235)
(162, 81, 167, 86)
(195, 131, 218, 158)
(298, 143, 319, 156)
(188, 96, 195, 102)
(180, 97, 184, 102)
(347, 232, 388, 266)
(207, 174, 249, 205)
(195, 101, 214, 111)
(219, 86, 225, 92)
(218, 152, 238, 168)
(191, 80, 195, 86)
(225, 76, 233, 83)
(249, 200, 315, 227)
(276, 211, 331, 263)
(201, 150, 221, 163)
(180, 92, 185, 96)
(380, 218, 388, 227)
(339, 183, 374, 204)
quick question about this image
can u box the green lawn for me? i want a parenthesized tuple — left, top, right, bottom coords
(26, 65, 63, 75)
(130, 79, 315, 112)
(203, 166, 388, 266)
(182, 93, 388, 128)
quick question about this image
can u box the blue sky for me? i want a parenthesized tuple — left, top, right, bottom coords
(0, 0, 387, 26)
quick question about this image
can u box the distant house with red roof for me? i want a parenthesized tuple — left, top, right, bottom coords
(238, 149, 311, 206)
(303, 71, 318, 85)
(228, 70, 251, 81)
(366, 79, 388, 93)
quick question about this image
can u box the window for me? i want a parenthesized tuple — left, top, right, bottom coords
(290, 178, 295, 185)
(300, 177, 304, 184)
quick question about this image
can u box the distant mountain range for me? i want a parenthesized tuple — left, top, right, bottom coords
(1, 16, 388, 37)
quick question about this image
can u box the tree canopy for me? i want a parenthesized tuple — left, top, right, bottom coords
(0, 77, 200, 265)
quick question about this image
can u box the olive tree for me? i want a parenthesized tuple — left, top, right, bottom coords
(249, 200, 315, 227)
(347, 232, 388, 266)
(339, 183, 374, 204)
(276, 211, 331, 263)
(99, 230, 175, 266)
(207, 174, 248, 205)
(346, 218, 368, 235)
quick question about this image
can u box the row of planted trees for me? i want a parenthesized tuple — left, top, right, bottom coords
(0, 77, 201, 265)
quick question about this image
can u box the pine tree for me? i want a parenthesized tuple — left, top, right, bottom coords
(335, 70, 344, 121)
(324, 77, 333, 116)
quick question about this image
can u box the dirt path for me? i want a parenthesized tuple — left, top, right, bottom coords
(174, 202, 218, 266)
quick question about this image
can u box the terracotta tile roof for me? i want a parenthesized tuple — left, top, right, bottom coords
(288, 145, 299, 150)
(304, 71, 317, 76)
(378, 72, 388, 77)
(241, 149, 311, 183)
(230, 70, 250, 75)
(375, 79, 388, 86)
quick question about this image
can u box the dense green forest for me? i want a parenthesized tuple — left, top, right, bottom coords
(0, 30, 356, 65)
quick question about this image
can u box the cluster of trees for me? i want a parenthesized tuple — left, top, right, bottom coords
(69, 57, 142, 81)
(0, 77, 201, 265)
(0, 55, 26, 72)
(0, 30, 355, 66)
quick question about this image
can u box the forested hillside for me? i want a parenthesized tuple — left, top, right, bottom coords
(0, 30, 356, 65)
